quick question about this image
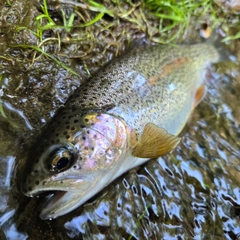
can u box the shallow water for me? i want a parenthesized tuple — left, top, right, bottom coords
(1, 0, 240, 239)
(59, 67, 240, 240)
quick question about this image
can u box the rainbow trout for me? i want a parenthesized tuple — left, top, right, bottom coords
(22, 43, 219, 220)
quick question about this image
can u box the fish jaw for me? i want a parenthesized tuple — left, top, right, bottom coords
(24, 169, 110, 219)
(40, 191, 81, 220)
(38, 171, 104, 220)
(38, 152, 149, 220)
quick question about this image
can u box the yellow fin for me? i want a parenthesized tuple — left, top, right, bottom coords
(132, 123, 181, 158)
(193, 85, 207, 108)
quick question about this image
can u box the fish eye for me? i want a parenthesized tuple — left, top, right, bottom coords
(50, 148, 74, 172)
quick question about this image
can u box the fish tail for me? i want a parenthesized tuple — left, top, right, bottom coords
(205, 31, 232, 62)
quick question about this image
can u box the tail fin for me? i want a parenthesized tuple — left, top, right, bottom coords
(201, 27, 236, 62)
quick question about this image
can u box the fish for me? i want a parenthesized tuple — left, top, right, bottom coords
(22, 43, 219, 220)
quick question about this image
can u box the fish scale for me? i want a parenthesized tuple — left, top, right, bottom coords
(64, 44, 217, 136)
(22, 43, 219, 220)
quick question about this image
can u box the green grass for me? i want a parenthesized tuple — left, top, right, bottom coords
(0, 103, 6, 118)
(17, 0, 112, 39)
(61, 9, 75, 32)
(0, 76, 6, 118)
(15, 0, 115, 76)
(143, 0, 225, 41)
(15, 0, 79, 76)
(5, 0, 11, 6)
(127, 203, 150, 240)
(0, 55, 15, 63)
(222, 31, 240, 42)
(10, 44, 79, 76)
(13, 0, 240, 77)
(144, 0, 240, 42)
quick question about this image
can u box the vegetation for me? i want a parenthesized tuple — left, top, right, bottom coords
(0, 76, 6, 118)
(127, 204, 150, 240)
(15, 0, 78, 76)
(13, 0, 239, 75)
(144, 0, 226, 41)
(5, 0, 11, 6)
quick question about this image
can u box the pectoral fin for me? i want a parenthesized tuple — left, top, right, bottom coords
(193, 85, 207, 108)
(132, 123, 181, 158)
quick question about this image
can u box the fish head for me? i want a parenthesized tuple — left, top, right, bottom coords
(22, 112, 128, 220)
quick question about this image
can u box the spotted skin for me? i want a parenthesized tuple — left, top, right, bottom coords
(66, 44, 218, 136)
(22, 43, 219, 219)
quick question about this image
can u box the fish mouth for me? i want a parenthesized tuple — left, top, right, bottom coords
(34, 189, 78, 220)
(25, 177, 92, 220)
(29, 189, 69, 219)
(24, 171, 108, 220)
(42, 191, 67, 210)
(22, 175, 94, 220)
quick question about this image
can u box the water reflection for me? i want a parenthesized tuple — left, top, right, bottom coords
(3, 102, 33, 131)
(0, 156, 28, 239)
